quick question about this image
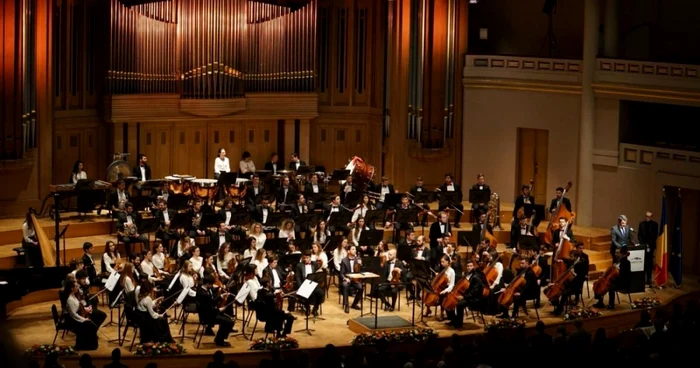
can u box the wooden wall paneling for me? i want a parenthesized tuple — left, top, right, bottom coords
(66, 0, 82, 109)
(332, 2, 351, 106)
(139, 123, 173, 178)
(207, 121, 243, 179)
(81, 126, 98, 180)
(242, 121, 278, 169)
(352, 0, 370, 106)
(52, 130, 81, 183)
(333, 127, 349, 170)
(172, 123, 207, 178)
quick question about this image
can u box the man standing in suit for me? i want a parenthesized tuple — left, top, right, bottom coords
(549, 187, 572, 214)
(470, 174, 490, 220)
(437, 173, 463, 227)
(340, 245, 363, 313)
(512, 184, 535, 230)
(429, 212, 451, 269)
(132, 154, 151, 181)
(294, 250, 325, 316)
(611, 215, 633, 257)
(288, 153, 306, 171)
(638, 211, 659, 285)
(264, 153, 283, 175)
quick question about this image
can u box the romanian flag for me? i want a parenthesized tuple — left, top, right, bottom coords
(654, 194, 668, 286)
(670, 193, 683, 286)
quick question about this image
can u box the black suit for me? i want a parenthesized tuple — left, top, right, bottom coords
(82, 254, 98, 285)
(325, 205, 350, 233)
(303, 182, 326, 210)
(512, 268, 538, 317)
(263, 265, 287, 290)
(264, 161, 284, 174)
(549, 197, 572, 213)
(638, 219, 659, 283)
(472, 221, 493, 241)
(188, 209, 206, 238)
(447, 269, 485, 327)
(551, 227, 575, 245)
(429, 221, 451, 268)
(132, 164, 152, 181)
(209, 231, 233, 253)
(438, 183, 463, 224)
(256, 288, 294, 335)
(253, 205, 274, 226)
(245, 184, 265, 211)
(378, 260, 405, 309)
(374, 184, 395, 210)
(117, 211, 150, 255)
(110, 190, 130, 212)
(293, 261, 325, 312)
(470, 184, 491, 217)
(393, 204, 417, 232)
(410, 185, 431, 224)
(155, 208, 177, 251)
(339, 257, 363, 307)
(196, 285, 234, 343)
(217, 209, 247, 239)
(339, 183, 358, 203)
(289, 160, 307, 171)
(513, 195, 535, 219)
(275, 186, 298, 205)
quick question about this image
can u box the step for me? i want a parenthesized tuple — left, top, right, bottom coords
(0, 212, 113, 246)
(591, 241, 611, 252)
(0, 234, 114, 269)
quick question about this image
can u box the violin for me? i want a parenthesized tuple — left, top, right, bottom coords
(153, 264, 162, 280)
(422, 268, 449, 307)
(497, 265, 530, 308)
(390, 267, 402, 284)
(544, 181, 576, 245)
(351, 258, 363, 282)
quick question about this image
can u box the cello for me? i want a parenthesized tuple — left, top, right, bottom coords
(497, 265, 530, 309)
(442, 277, 470, 311)
(544, 181, 575, 245)
(544, 257, 579, 300)
(592, 263, 620, 297)
(422, 268, 449, 307)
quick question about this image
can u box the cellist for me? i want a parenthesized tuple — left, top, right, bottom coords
(593, 247, 631, 310)
(445, 259, 485, 328)
(552, 243, 589, 315)
(510, 258, 538, 319)
(423, 255, 456, 319)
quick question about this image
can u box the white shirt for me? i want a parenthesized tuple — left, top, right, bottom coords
(123, 277, 136, 293)
(246, 278, 261, 301)
(387, 261, 397, 281)
(223, 210, 232, 225)
(253, 259, 268, 278)
(137, 296, 162, 319)
(380, 186, 389, 202)
(140, 166, 147, 181)
(446, 184, 454, 191)
(217, 253, 235, 278)
(311, 252, 329, 269)
(214, 157, 230, 174)
(239, 160, 256, 174)
(312, 184, 319, 193)
(178, 238, 195, 257)
(190, 256, 204, 277)
(271, 268, 281, 288)
(22, 222, 36, 243)
(262, 207, 269, 224)
(294, 161, 300, 170)
(304, 263, 313, 277)
(163, 210, 171, 223)
(243, 248, 256, 259)
(350, 228, 368, 247)
(491, 262, 503, 288)
(179, 274, 197, 297)
(72, 171, 87, 184)
(251, 233, 266, 250)
(67, 294, 87, 323)
(440, 267, 456, 294)
(102, 252, 120, 274)
(314, 230, 329, 244)
(141, 260, 158, 282)
(333, 248, 347, 271)
(351, 206, 369, 223)
(278, 229, 295, 241)
(327, 205, 339, 222)
(152, 252, 166, 270)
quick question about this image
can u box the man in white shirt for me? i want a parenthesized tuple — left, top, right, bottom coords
(288, 153, 306, 171)
(339, 245, 363, 313)
(378, 249, 404, 311)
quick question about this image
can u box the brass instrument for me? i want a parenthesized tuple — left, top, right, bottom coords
(123, 221, 138, 236)
(192, 213, 202, 228)
(487, 192, 501, 230)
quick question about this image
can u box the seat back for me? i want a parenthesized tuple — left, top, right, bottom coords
(51, 304, 60, 329)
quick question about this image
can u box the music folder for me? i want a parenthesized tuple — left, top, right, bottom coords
(469, 188, 490, 204)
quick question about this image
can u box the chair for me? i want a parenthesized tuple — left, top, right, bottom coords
(51, 305, 71, 345)
(178, 302, 199, 343)
(616, 290, 633, 306)
(248, 301, 271, 341)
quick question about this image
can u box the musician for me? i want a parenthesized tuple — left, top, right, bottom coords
(472, 212, 493, 242)
(429, 212, 451, 269)
(121, 263, 138, 295)
(129, 254, 142, 281)
(214, 148, 231, 179)
(257, 277, 295, 337)
(594, 247, 631, 310)
(110, 180, 130, 213)
(424, 255, 456, 318)
(373, 176, 395, 210)
(412, 235, 429, 262)
(446, 259, 485, 328)
(552, 243, 589, 315)
(551, 217, 575, 245)
(470, 174, 490, 216)
(437, 173, 464, 227)
(264, 152, 283, 175)
(197, 276, 236, 347)
(177, 233, 195, 259)
(243, 264, 262, 302)
(378, 249, 404, 311)
(64, 280, 101, 350)
(326, 195, 350, 233)
(275, 176, 297, 206)
(340, 175, 357, 203)
(117, 202, 150, 254)
(410, 176, 431, 226)
(179, 260, 198, 298)
(243, 237, 258, 259)
(340, 245, 363, 313)
(481, 250, 503, 291)
(397, 230, 416, 260)
(102, 241, 121, 274)
(444, 243, 462, 278)
(210, 222, 234, 252)
(351, 194, 374, 224)
(218, 199, 247, 239)
(239, 151, 256, 177)
(21, 210, 42, 268)
(393, 196, 416, 232)
(511, 258, 538, 318)
(278, 219, 296, 242)
(311, 242, 329, 270)
(549, 187, 572, 214)
(638, 211, 659, 285)
(304, 174, 325, 210)
(133, 154, 152, 181)
(249, 222, 267, 250)
(253, 249, 269, 278)
(75, 270, 96, 308)
(332, 238, 348, 273)
(511, 216, 537, 250)
(136, 280, 173, 343)
(216, 243, 236, 282)
(610, 215, 633, 257)
(81, 242, 97, 284)
(71, 160, 87, 184)
(245, 175, 265, 212)
(141, 250, 165, 284)
(189, 246, 205, 278)
(152, 243, 169, 274)
(155, 199, 177, 250)
(512, 184, 535, 223)
(313, 220, 331, 244)
(288, 153, 306, 171)
(188, 199, 206, 238)
(294, 250, 325, 316)
(349, 217, 370, 248)
(263, 255, 286, 290)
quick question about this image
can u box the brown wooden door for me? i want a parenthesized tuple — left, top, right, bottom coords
(140, 124, 173, 179)
(516, 128, 548, 204)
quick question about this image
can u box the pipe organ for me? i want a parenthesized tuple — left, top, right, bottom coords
(107, 0, 317, 97)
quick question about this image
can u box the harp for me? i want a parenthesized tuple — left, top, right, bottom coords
(30, 211, 56, 267)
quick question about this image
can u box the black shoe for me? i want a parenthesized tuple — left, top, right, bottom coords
(351, 304, 361, 310)
(593, 302, 605, 308)
(215, 340, 231, 347)
(344, 305, 349, 314)
(312, 308, 319, 317)
(204, 328, 215, 336)
(498, 313, 509, 319)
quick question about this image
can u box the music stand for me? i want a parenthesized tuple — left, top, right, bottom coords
(167, 194, 190, 212)
(518, 234, 540, 252)
(130, 195, 151, 213)
(231, 210, 252, 229)
(263, 212, 286, 230)
(405, 258, 431, 326)
(523, 204, 546, 226)
(138, 218, 159, 242)
(361, 255, 383, 317)
(363, 209, 385, 229)
(343, 191, 363, 207)
(280, 253, 302, 271)
(294, 271, 327, 335)
(330, 169, 350, 182)
(328, 210, 351, 234)
(414, 191, 435, 205)
(201, 213, 220, 230)
(296, 212, 321, 233)
(170, 212, 190, 231)
(394, 207, 419, 240)
(439, 191, 461, 208)
(264, 238, 288, 255)
(384, 193, 403, 209)
(358, 230, 384, 246)
(468, 189, 490, 204)
(295, 237, 313, 252)
(229, 239, 248, 254)
(461, 231, 481, 252)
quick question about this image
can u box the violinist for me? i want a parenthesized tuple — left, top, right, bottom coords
(291, 194, 312, 234)
(188, 199, 206, 238)
(423, 255, 456, 318)
(218, 199, 247, 239)
(243, 237, 258, 259)
(64, 280, 102, 350)
(552, 217, 575, 245)
(310, 242, 329, 270)
(398, 231, 416, 259)
(155, 198, 177, 250)
(409, 176, 431, 226)
(549, 187, 572, 214)
(179, 260, 198, 298)
(340, 245, 364, 314)
(294, 250, 325, 316)
(593, 247, 631, 310)
(244, 264, 262, 301)
(510, 258, 538, 318)
(437, 173, 463, 228)
(210, 222, 234, 253)
(326, 195, 350, 233)
(446, 259, 485, 328)
(202, 254, 219, 282)
(129, 253, 142, 280)
(121, 262, 138, 295)
(252, 248, 269, 278)
(373, 176, 395, 210)
(276, 175, 298, 206)
(429, 212, 451, 269)
(349, 217, 370, 248)
(76, 270, 98, 309)
(278, 219, 296, 242)
(81, 242, 97, 284)
(375, 241, 388, 259)
(332, 238, 349, 274)
(189, 246, 205, 278)
(552, 243, 589, 315)
(313, 220, 331, 244)
(140, 250, 165, 284)
(197, 275, 236, 347)
(177, 233, 195, 259)
(378, 249, 404, 311)
(101, 240, 121, 275)
(216, 243, 236, 282)
(136, 280, 173, 343)
(152, 243, 169, 275)
(470, 173, 490, 217)
(285, 242, 301, 255)
(351, 194, 374, 225)
(258, 276, 296, 337)
(340, 175, 357, 203)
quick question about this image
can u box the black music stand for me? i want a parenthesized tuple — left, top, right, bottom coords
(469, 189, 491, 205)
(295, 237, 313, 252)
(139, 217, 159, 240)
(384, 193, 403, 209)
(217, 172, 239, 202)
(130, 195, 152, 213)
(280, 253, 302, 271)
(394, 207, 419, 240)
(358, 230, 384, 246)
(461, 231, 481, 251)
(201, 213, 220, 230)
(518, 234, 540, 252)
(264, 238, 288, 255)
(229, 239, 248, 254)
(330, 169, 350, 183)
(363, 209, 385, 229)
(75, 179, 99, 218)
(231, 210, 252, 229)
(294, 271, 327, 335)
(263, 212, 286, 230)
(414, 191, 435, 205)
(296, 166, 315, 176)
(328, 210, 351, 234)
(361, 255, 383, 317)
(167, 194, 190, 212)
(405, 258, 430, 326)
(296, 212, 321, 233)
(343, 191, 363, 207)
(439, 191, 461, 208)
(170, 212, 190, 231)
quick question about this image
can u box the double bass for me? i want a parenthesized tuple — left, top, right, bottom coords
(515, 179, 534, 219)
(544, 181, 575, 245)
(481, 208, 499, 249)
(551, 222, 573, 281)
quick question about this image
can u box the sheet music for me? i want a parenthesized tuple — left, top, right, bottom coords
(235, 282, 251, 304)
(176, 287, 190, 304)
(296, 279, 318, 299)
(105, 271, 120, 291)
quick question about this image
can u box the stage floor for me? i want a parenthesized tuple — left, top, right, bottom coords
(5, 276, 698, 360)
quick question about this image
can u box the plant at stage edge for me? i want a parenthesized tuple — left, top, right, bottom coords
(631, 297, 662, 309)
(350, 328, 438, 346)
(563, 307, 602, 321)
(249, 337, 300, 350)
(133, 342, 186, 356)
(484, 318, 526, 331)
(25, 344, 77, 357)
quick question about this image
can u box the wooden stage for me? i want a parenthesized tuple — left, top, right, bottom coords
(1, 203, 683, 367)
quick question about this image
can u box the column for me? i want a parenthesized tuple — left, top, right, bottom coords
(298, 119, 311, 163)
(577, 0, 599, 227)
(603, 0, 618, 58)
